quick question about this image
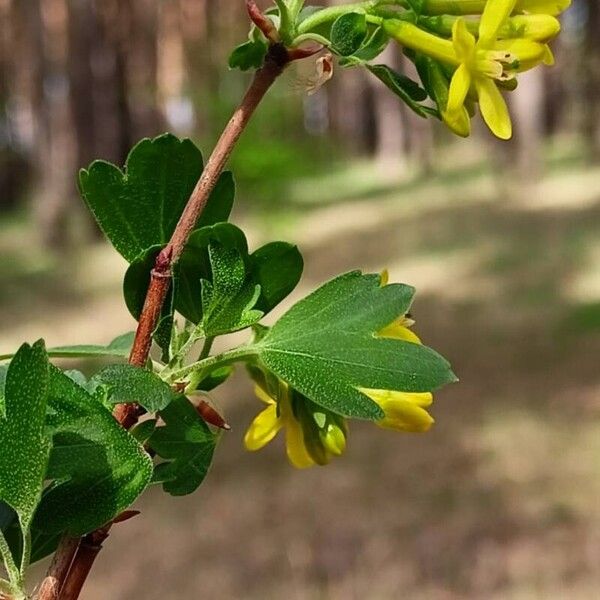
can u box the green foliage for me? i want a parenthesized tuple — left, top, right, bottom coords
(338, 27, 389, 67)
(124, 222, 303, 333)
(92, 365, 176, 413)
(35, 366, 153, 536)
(366, 64, 436, 118)
(43, 332, 135, 360)
(248, 272, 456, 419)
(80, 134, 233, 263)
(0, 342, 49, 530)
(229, 40, 268, 71)
(200, 243, 263, 337)
(148, 396, 218, 496)
(330, 13, 368, 56)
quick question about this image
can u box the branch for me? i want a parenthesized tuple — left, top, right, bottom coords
(37, 44, 290, 600)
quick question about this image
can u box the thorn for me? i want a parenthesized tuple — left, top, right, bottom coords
(195, 399, 231, 430)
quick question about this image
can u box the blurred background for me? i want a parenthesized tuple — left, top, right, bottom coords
(2, 0, 600, 598)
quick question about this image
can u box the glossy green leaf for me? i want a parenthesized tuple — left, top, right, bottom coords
(200, 243, 263, 337)
(0, 341, 50, 529)
(148, 395, 218, 496)
(92, 364, 175, 413)
(331, 13, 368, 56)
(367, 64, 434, 118)
(34, 367, 153, 536)
(250, 271, 456, 419)
(80, 134, 235, 263)
(229, 40, 268, 71)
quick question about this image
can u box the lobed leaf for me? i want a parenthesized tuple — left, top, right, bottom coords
(92, 364, 176, 413)
(251, 272, 456, 419)
(79, 133, 234, 263)
(148, 395, 218, 496)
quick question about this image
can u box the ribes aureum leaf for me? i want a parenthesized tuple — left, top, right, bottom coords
(200, 242, 263, 337)
(338, 27, 389, 67)
(79, 133, 234, 262)
(250, 272, 456, 420)
(229, 40, 268, 71)
(366, 64, 435, 118)
(0, 341, 50, 531)
(124, 223, 303, 330)
(92, 364, 176, 413)
(32, 332, 135, 361)
(331, 13, 368, 56)
(148, 395, 218, 496)
(34, 366, 153, 536)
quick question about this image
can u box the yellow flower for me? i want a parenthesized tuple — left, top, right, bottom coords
(385, 0, 555, 139)
(362, 389, 435, 433)
(366, 308, 435, 432)
(444, 0, 551, 139)
(422, 0, 571, 16)
(244, 380, 347, 468)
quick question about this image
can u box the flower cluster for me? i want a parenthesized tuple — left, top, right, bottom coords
(244, 273, 435, 468)
(385, 0, 570, 139)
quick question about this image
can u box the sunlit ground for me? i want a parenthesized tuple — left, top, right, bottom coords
(3, 142, 600, 599)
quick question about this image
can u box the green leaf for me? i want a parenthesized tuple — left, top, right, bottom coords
(200, 243, 264, 337)
(250, 272, 456, 419)
(129, 420, 157, 445)
(174, 223, 248, 324)
(195, 366, 234, 392)
(148, 395, 218, 496)
(250, 242, 303, 313)
(228, 40, 268, 71)
(331, 13, 368, 57)
(125, 223, 303, 328)
(11, 332, 136, 361)
(34, 367, 153, 536)
(80, 133, 235, 262)
(92, 365, 176, 413)
(366, 64, 432, 118)
(0, 342, 50, 529)
(338, 27, 389, 67)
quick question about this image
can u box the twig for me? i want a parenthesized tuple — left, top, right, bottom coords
(34, 537, 79, 600)
(38, 44, 290, 600)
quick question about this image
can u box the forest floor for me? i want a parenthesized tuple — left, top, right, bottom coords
(2, 147, 600, 599)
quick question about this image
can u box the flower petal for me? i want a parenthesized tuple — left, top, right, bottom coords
(447, 63, 472, 115)
(514, 0, 571, 16)
(479, 0, 518, 48)
(443, 105, 472, 137)
(285, 418, 315, 468)
(379, 321, 422, 344)
(363, 389, 435, 433)
(475, 78, 512, 139)
(452, 18, 476, 61)
(254, 384, 276, 405)
(244, 405, 282, 451)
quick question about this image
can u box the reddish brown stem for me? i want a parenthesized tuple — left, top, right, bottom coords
(35, 537, 79, 600)
(38, 46, 289, 600)
(55, 528, 110, 600)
